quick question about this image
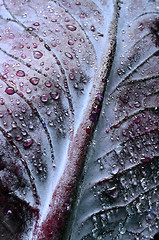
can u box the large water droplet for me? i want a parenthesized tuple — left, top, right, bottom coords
(16, 70, 25, 77)
(29, 77, 40, 85)
(5, 87, 15, 95)
(66, 25, 77, 31)
(23, 138, 34, 148)
(33, 51, 43, 59)
(65, 52, 73, 59)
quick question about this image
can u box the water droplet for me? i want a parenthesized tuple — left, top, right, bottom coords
(5, 87, 15, 95)
(138, 23, 144, 31)
(27, 27, 35, 32)
(66, 25, 77, 31)
(44, 44, 51, 51)
(23, 138, 34, 148)
(65, 52, 73, 59)
(7, 210, 12, 214)
(16, 70, 25, 77)
(46, 108, 51, 116)
(50, 92, 60, 100)
(26, 87, 32, 94)
(69, 73, 75, 80)
(29, 77, 40, 85)
(134, 117, 140, 124)
(64, 17, 70, 22)
(40, 94, 49, 103)
(91, 25, 96, 32)
(105, 128, 109, 133)
(68, 39, 74, 45)
(33, 51, 43, 59)
(45, 80, 52, 87)
(29, 122, 34, 130)
(33, 43, 38, 48)
(134, 102, 141, 108)
(33, 22, 40, 26)
(80, 38, 85, 43)
(74, 82, 78, 89)
(21, 53, 26, 59)
(86, 126, 91, 134)
(8, 33, 15, 39)
(11, 122, 17, 128)
(15, 135, 23, 141)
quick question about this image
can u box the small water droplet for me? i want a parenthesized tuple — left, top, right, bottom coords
(68, 39, 74, 45)
(40, 94, 49, 103)
(50, 92, 60, 100)
(21, 53, 26, 59)
(105, 128, 109, 133)
(74, 82, 78, 89)
(44, 44, 51, 51)
(15, 135, 23, 141)
(8, 33, 15, 39)
(138, 23, 144, 31)
(45, 80, 52, 87)
(86, 126, 91, 134)
(69, 73, 75, 80)
(26, 87, 32, 94)
(76, 1, 81, 5)
(91, 25, 96, 32)
(33, 43, 38, 48)
(80, 38, 85, 43)
(33, 22, 40, 26)
(134, 116, 140, 124)
(134, 102, 141, 108)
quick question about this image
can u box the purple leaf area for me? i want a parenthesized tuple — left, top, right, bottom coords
(0, 0, 117, 239)
(0, 0, 158, 239)
(70, 1, 159, 240)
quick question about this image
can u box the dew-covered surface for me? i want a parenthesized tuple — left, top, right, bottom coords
(70, 0, 159, 240)
(0, 0, 117, 239)
(0, 0, 158, 239)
